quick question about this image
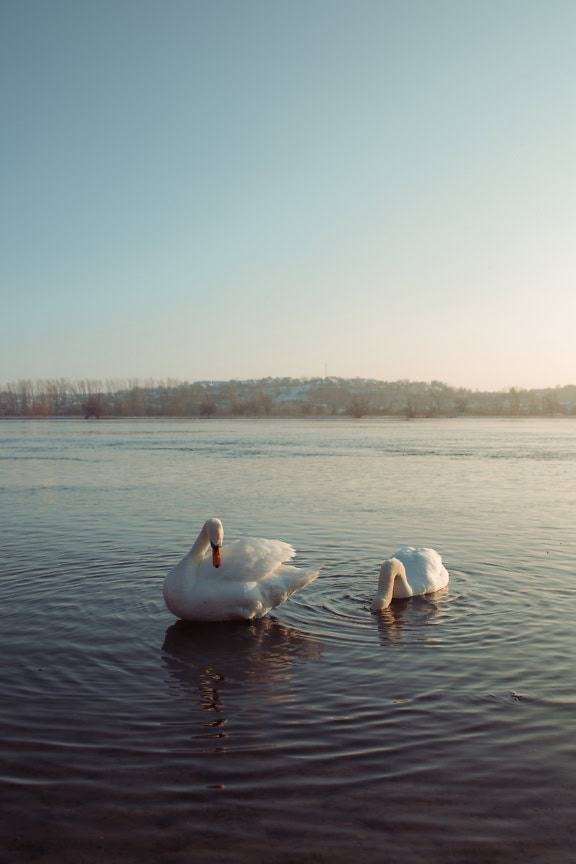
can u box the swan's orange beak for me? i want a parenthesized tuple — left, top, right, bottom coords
(211, 545, 222, 568)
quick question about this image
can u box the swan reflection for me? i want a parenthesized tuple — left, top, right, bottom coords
(161, 616, 321, 745)
(374, 588, 449, 647)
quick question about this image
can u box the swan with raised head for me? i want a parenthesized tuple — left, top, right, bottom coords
(163, 518, 322, 621)
(371, 546, 449, 612)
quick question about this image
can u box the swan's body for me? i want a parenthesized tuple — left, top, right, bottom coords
(371, 546, 449, 612)
(163, 518, 321, 622)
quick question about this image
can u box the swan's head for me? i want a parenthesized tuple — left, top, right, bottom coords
(204, 518, 223, 568)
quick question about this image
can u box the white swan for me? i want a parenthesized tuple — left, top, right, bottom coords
(371, 546, 449, 612)
(163, 518, 322, 622)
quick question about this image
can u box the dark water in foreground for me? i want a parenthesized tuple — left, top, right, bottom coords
(1, 417, 576, 863)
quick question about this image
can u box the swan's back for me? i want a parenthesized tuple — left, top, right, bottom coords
(218, 537, 296, 581)
(393, 546, 449, 597)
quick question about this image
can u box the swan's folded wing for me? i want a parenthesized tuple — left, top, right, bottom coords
(220, 537, 296, 581)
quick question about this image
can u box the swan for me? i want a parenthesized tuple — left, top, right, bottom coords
(371, 546, 449, 612)
(163, 518, 322, 621)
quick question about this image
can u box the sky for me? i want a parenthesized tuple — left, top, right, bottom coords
(1, 0, 575, 392)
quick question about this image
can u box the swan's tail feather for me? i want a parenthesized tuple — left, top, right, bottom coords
(265, 565, 322, 607)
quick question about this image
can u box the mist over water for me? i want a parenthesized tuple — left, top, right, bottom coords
(2, 417, 576, 863)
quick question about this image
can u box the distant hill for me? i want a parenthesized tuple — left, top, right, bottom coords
(2, 376, 575, 418)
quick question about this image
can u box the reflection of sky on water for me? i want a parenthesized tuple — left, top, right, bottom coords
(2, 419, 576, 862)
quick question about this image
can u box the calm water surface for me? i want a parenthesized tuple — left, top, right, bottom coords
(1, 417, 576, 863)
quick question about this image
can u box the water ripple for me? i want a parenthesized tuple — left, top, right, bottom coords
(3, 418, 576, 864)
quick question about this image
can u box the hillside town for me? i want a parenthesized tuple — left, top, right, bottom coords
(1, 376, 575, 418)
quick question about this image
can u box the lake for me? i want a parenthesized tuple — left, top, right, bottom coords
(1, 417, 576, 863)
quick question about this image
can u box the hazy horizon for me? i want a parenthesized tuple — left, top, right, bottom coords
(2, 1, 575, 391)
(2, 372, 575, 396)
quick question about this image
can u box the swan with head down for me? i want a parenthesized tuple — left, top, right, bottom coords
(163, 518, 322, 622)
(371, 546, 449, 612)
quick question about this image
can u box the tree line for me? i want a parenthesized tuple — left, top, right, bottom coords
(1, 376, 575, 418)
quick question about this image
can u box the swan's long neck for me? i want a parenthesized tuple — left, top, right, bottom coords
(371, 558, 408, 612)
(188, 525, 210, 566)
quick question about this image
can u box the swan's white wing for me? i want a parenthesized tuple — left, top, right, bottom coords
(217, 537, 296, 582)
(394, 546, 449, 594)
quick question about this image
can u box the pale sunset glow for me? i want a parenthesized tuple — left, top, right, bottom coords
(1, 0, 575, 390)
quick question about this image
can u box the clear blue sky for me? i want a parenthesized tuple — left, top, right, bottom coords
(1, 0, 575, 390)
